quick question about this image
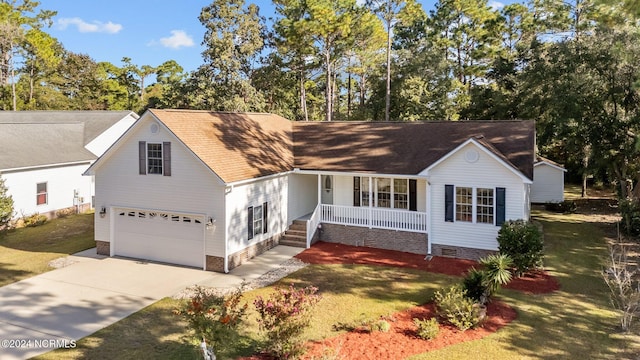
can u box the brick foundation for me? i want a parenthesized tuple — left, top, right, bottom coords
(320, 224, 428, 255)
(96, 240, 110, 255)
(206, 234, 283, 273)
(431, 244, 496, 260)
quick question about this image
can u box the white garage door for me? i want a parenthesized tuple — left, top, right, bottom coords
(114, 208, 204, 268)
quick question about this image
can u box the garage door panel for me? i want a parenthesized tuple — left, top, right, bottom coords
(114, 209, 204, 269)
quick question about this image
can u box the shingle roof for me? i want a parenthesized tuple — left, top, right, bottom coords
(146, 110, 535, 183)
(0, 111, 137, 170)
(149, 109, 293, 183)
(293, 120, 535, 180)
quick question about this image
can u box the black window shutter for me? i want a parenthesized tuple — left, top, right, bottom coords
(496, 187, 506, 226)
(248, 206, 254, 240)
(163, 142, 171, 176)
(445, 185, 454, 222)
(138, 141, 146, 175)
(353, 177, 360, 207)
(409, 179, 417, 211)
(263, 202, 268, 234)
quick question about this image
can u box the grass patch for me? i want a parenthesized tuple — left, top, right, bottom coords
(0, 213, 95, 286)
(39, 210, 640, 359)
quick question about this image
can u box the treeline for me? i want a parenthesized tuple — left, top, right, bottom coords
(2, 0, 640, 196)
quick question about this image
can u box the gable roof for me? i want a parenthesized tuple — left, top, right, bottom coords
(149, 109, 293, 183)
(0, 111, 138, 171)
(95, 110, 534, 183)
(535, 156, 567, 172)
(293, 120, 535, 180)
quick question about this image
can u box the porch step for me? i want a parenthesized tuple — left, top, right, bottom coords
(280, 220, 308, 248)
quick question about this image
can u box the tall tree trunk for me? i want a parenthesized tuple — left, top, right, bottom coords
(385, 17, 391, 122)
(581, 145, 589, 197)
(325, 50, 332, 122)
(300, 68, 308, 121)
(347, 57, 351, 121)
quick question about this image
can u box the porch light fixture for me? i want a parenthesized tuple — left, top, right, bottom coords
(206, 217, 215, 229)
(99, 207, 107, 218)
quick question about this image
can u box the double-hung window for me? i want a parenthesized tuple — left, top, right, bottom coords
(36, 182, 47, 205)
(356, 177, 415, 210)
(147, 143, 163, 175)
(446, 185, 505, 226)
(248, 202, 269, 240)
(138, 141, 171, 176)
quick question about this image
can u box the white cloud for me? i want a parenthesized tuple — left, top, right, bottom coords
(57, 17, 123, 34)
(159, 30, 195, 49)
(488, 1, 505, 10)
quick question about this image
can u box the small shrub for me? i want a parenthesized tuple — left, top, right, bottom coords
(414, 317, 439, 340)
(497, 220, 543, 276)
(372, 319, 391, 332)
(254, 284, 321, 359)
(602, 244, 640, 332)
(544, 200, 577, 213)
(173, 285, 247, 358)
(55, 207, 76, 218)
(23, 213, 47, 227)
(434, 285, 481, 331)
(619, 198, 640, 236)
(0, 174, 14, 231)
(462, 268, 486, 303)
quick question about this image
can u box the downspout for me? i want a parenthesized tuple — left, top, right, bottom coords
(224, 187, 229, 273)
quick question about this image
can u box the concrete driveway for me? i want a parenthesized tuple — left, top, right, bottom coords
(0, 246, 303, 360)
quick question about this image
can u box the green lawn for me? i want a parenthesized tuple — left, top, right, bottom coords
(38, 210, 640, 359)
(0, 213, 95, 287)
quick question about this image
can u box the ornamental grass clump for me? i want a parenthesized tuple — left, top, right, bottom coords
(254, 284, 322, 359)
(174, 285, 247, 358)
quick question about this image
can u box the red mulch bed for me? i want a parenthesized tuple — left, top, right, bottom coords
(295, 241, 561, 294)
(241, 242, 559, 360)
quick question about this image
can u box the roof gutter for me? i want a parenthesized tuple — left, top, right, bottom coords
(2, 160, 94, 174)
(293, 169, 429, 180)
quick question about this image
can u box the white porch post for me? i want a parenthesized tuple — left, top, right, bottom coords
(317, 173, 322, 205)
(426, 180, 431, 255)
(368, 177, 373, 228)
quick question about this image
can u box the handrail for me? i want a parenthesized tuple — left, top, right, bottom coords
(306, 203, 322, 247)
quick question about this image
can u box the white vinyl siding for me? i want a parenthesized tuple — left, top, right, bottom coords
(425, 142, 528, 251)
(287, 173, 317, 223)
(2, 163, 93, 218)
(93, 115, 226, 259)
(531, 163, 565, 203)
(225, 175, 288, 255)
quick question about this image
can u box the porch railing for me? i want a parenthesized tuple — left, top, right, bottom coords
(320, 204, 428, 233)
(306, 203, 322, 247)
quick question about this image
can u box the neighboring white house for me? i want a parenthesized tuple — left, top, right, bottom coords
(0, 111, 138, 219)
(531, 156, 566, 203)
(86, 109, 536, 272)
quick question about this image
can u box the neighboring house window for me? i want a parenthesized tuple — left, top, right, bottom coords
(248, 202, 268, 240)
(147, 143, 163, 174)
(476, 188, 494, 224)
(36, 182, 47, 205)
(445, 185, 506, 226)
(455, 187, 473, 222)
(138, 141, 171, 176)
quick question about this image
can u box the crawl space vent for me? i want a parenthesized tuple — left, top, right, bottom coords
(441, 248, 457, 258)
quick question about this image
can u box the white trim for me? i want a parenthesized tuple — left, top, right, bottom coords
(83, 111, 227, 186)
(226, 170, 293, 188)
(534, 160, 567, 172)
(2, 160, 93, 174)
(294, 169, 428, 180)
(424, 138, 532, 184)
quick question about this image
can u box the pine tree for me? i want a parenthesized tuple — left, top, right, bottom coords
(0, 174, 14, 230)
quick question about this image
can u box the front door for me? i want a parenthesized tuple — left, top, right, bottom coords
(321, 175, 333, 204)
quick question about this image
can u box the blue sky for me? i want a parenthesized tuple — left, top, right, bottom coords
(37, 0, 510, 73)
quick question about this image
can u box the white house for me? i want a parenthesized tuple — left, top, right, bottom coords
(531, 156, 566, 203)
(85, 109, 535, 272)
(0, 111, 138, 219)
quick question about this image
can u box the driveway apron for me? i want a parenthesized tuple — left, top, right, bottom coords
(0, 250, 220, 360)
